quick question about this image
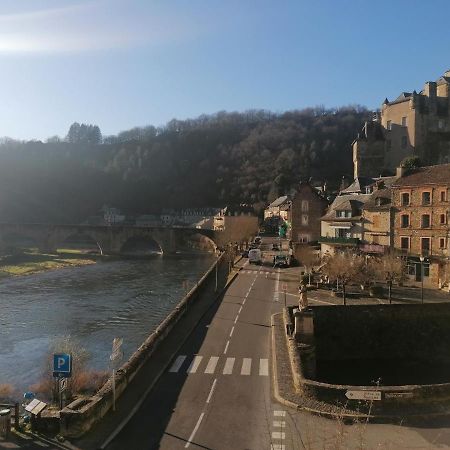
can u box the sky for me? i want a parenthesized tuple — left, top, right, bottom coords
(0, 0, 449, 140)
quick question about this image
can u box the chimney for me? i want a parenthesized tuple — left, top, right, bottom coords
(424, 81, 437, 99)
(396, 166, 405, 178)
(445, 69, 450, 78)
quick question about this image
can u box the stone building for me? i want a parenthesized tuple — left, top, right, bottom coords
(392, 164, 450, 288)
(319, 176, 396, 256)
(353, 70, 450, 178)
(289, 181, 329, 246)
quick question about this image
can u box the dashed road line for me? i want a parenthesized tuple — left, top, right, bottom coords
(185, 412, 204, 448)
(229, 326, 235, 338)
(272, 431, 285, 440)
(206, 378, 217, 403)
(223, 340, 230, 354)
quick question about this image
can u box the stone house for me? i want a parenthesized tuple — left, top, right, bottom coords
(289, 182, 328, 246)
(264, 196, 290, 221)
(392, 164, 450, 288)
(353, 70, 450, 178)
(360, 178, 397, 254)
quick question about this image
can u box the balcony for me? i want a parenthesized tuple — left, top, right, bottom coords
(318, 236, 359, 245)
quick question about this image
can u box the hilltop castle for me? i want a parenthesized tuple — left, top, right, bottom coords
(353, 70, 450, 178)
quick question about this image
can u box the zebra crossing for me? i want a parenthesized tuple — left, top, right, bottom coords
(169, 355, 269, 377)
(271, 410, 286, 450)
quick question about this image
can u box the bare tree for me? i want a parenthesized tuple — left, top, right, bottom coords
(297, 246, 319, 285)
(321, 252, 365, 305)
(374, 253, 406, 303)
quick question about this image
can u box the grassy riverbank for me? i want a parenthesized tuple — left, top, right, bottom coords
(0, 249, 97, 278)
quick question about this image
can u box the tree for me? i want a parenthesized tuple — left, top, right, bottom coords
(321, 252, 365, 305)
(374, 253, 406, 303)
(297, 246, 318, 285)
(400, 155, 421, 169)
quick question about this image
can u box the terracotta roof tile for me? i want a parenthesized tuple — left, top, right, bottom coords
(392, 164, 450, 187)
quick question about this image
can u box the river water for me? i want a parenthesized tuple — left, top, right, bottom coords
(0, 254, 215, 392)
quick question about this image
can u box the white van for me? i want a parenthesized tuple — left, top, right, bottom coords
(248, 248, 262, 265)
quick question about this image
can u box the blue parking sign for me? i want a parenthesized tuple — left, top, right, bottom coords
(53, 353, 72, 378)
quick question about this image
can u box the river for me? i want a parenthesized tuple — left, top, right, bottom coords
(0, 253, 215, 392)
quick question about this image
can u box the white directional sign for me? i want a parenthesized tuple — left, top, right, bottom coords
(345, 390, 381, 401)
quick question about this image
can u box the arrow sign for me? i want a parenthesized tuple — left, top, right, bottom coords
(345, 390, 381, 401)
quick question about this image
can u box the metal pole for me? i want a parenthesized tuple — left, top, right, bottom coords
(284, 290, 286, 309)
(59, 379, 63, 410)
(112, 369, 116, 411)
(215, 261, 218, 292)
(421, 261, 424, 304)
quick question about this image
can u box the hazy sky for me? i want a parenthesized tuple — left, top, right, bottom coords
(0, 0, 449, 140)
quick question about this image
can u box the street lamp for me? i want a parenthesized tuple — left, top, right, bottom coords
(419, 255, 425, 304)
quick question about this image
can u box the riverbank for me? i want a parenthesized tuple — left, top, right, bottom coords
(0, 250, 97, 278)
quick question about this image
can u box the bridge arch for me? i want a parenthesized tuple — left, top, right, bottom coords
(119, 236, 163, 255)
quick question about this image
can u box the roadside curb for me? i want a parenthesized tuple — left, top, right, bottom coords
(98, 260, 242, 449)
(270, 312, 450, 422)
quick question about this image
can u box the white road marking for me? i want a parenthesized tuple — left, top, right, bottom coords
(229, 326, 235, 338)
(271, 445, 285, 450)
(242, 298, 246, 305)
(241, 358, 251, 375)
(234, 315, 238, 324)
(187, 356, 203, 374)
(274, 269, 280, 302)
(309, 297, 335, 305)
(169, 355, 186, 373)
(223, 357, 235, 374)
(223, 340, 230, 354)
(238, 306, 243, 313)
(206, 378, 217, 403)
(185, 412, 205, 448)
(259, 358, 269, 376)
(205, 356, 219, 374)
(273, 420, 285, 428)
(273, 410, 286, 417)
(272, 431, 285, 440)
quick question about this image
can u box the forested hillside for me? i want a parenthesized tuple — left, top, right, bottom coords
(0, 107, 369, 223)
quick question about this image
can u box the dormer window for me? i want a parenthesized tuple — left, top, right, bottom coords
(375, 197, 383, 207)
(336, 210, 352, 218)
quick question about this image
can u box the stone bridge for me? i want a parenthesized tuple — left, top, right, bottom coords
(0, 223, 255, 255)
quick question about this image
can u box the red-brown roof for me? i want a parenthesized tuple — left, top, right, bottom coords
(392, 164, 450, 187)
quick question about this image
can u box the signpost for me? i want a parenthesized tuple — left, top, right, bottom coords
(282, 283, 288, 308)
(345, 390, 381, 401)
(53, 353, 72, 410)
(110, 338, 123, 412)
(53, 354, 72, 378)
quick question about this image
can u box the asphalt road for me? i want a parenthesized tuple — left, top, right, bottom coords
(106, 251, 288, 450)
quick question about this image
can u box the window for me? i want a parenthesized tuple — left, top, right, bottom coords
(400, 237, 410, 250)
(401, 116, 407, 127)
(421, 214, 431, 228)
(422, 191, 431, 205)
(387, 120, 392, 131)
(301, 200, 309, 212)
(440, 237, 446, 249)
(298, 234, 309, 243)
(301, 214, 309, 226)
(386, 140, 391, 152)
(421, 237, 431, 255)
(440, 214, 447, 225)
(401, 136, 407, 148)
(401, 214, 410, 228)
(441, 190, 447, 202)
(336, 210, 351, 218)
(401, 192, 410, 206)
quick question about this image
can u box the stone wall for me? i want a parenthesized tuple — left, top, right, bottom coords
(312, 303, 450, 363)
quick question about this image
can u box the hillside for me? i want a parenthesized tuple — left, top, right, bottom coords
(0, 107, 369, 223)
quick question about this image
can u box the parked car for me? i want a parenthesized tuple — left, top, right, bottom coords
(273, 254, 290, 268)
(272, 243, 280, 251)
(241, 250, 249, 258)
(254, 236, 261, 244)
